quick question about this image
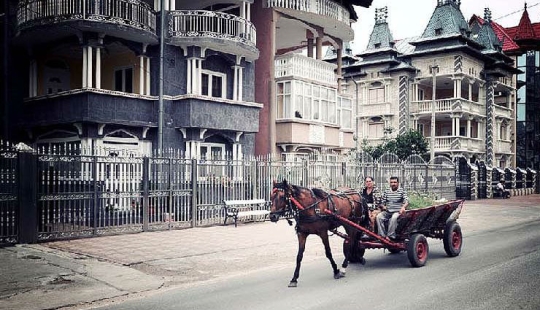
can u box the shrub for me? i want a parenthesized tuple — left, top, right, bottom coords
(407, 191, 437, 210)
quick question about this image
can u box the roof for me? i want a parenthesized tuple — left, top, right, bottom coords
(469, 15, 520, 52)
(514, 7, 536, 40)
(421, 0, 470, 40)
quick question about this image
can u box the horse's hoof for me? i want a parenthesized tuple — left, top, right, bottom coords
(360, 258, 366, 265)
(288, 281, 298, 288)
(334, 271, 345, 279)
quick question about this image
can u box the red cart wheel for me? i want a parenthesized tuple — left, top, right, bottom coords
(443, 220, 462, 257)
(407, 233, 429, 267)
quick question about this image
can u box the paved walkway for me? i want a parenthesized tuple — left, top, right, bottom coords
(1, 195, 540, 310)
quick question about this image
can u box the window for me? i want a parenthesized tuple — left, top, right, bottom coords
(418, 89, 425, 101)
(114, 67, 133, 92)
(368, 117, 384, 138)
(338, 96, 352, 129)
(201, 70, 226, 98)
(435, 28, 442, 35)
(277, 81, 292, 119)
(368, 87, 385, 104)
(417, 123, 425, 135)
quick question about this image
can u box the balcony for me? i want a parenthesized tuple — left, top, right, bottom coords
(264, 0, 354, 41)
(359, 102, 394, 117)
(21, 89, 156, 127)
(275, 53, 337, 86)
(264, 0, 350, 24)
(494, 104, 513, 119)
(168, 10, 258, 61)
(434, 136, 485, 152)
(495, 140, 513, 154)
(16, 0, 157, 45)
(411, 98, 484, 116)
(276, 122, 342, 147)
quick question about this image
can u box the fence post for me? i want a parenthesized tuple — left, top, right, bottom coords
(142, 157, 149, 231)
(191, 159, 197, 228)
(92, 155, 98, 235)
(17, 151, 38, 244)
(251, 159, 257, 199)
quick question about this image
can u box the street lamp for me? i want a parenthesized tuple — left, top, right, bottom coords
(430, 63, 439, 162)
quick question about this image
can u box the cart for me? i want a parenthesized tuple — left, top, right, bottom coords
(327, 200, 464, 267)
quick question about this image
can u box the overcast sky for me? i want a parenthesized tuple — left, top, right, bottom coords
(350, 0, 540, 53)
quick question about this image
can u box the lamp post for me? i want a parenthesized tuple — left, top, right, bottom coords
(157, 0, 166, 155)
(430, 64, 439, 161)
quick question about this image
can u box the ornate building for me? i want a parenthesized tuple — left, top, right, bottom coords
(1, 0, 262, 160)
(251, 0, 373, 160)
(343, 0, 519, 167)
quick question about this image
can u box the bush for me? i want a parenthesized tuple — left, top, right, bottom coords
(407, 191, 437, 210)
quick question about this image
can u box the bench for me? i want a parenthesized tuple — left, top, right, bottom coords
(223, 199, 271, 227)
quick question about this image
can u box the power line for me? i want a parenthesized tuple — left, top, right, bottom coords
(494, 2, 540, 22)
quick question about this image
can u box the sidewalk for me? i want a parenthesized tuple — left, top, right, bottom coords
(1, 195, 540, 310)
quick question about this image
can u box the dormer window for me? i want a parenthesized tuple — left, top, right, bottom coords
(435, 28, 443, 36)
(374, 43, 381, 48)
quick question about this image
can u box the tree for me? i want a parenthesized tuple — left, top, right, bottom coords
(361, 129, 428, 161)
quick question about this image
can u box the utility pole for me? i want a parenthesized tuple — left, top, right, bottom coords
(430, 63, 439, 161)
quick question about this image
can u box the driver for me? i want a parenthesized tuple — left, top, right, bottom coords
(376, 176, 408, 241)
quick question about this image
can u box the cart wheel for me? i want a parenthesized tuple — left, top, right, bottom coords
(407, 234, 429, 267)
(443, 220, 462, 257)
(343, 240, 366, 264)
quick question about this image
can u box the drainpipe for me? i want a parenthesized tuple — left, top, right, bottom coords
(158, 0, 166, 154)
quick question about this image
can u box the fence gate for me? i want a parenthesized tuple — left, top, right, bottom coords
(477, 161, 487, 199)
(0, 145, 18, 245)
(455, 157, 471, 200)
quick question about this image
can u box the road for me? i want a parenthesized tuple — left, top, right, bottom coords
(94, 219, 540, 310)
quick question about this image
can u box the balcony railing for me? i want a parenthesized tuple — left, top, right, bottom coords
(168, 10, 256, 47)
(275, 53, 337, 85)
(411, 98, 484, 115)
(359, 102, 393, 117)
(264, 0, 350, 23)
(494, 104, 513, 119)
(17, 0, 156, 32)
(434, 136, 484, 152)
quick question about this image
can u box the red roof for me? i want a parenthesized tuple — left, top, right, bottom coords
(514, 9, 536, 39)
(469, 14, 521, 52)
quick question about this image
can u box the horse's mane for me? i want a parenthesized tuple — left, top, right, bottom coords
(312, 188, 328, 199)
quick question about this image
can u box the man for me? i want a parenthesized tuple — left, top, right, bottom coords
(376, 176, 408, 241)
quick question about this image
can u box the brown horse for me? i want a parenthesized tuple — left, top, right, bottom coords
(269, 180, 368, 287)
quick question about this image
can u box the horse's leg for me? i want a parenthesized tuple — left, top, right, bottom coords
(319, 231, 343, 279)
(289, 232, 307, 287)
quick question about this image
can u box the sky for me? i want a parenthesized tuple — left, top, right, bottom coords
(350, 0, 540, 54)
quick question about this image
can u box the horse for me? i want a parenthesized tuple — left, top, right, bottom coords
(269, 180, 369, 287)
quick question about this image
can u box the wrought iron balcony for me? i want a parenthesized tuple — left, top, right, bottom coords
(16, 0, 157, 43)
(275, 53, 337, 86)
(168, 10, 258, 60)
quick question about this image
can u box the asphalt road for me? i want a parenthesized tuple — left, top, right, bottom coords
(94, 219, 540, 310)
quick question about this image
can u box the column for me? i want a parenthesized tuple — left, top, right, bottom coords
(95, 46, 101, 89)
(485, 80, 495, 166)
(233, 66, 238, 101)
(139, 55, 145, 95)
(146, 56, 151, 95)
(186, 58, 192, 93)
(316, 36, 322, 60)
(29, 59, 37, 97)
(451, 114, 456, 136)
(467, 117, 472, 138)
(87, 46, 93, 88)
(307, 38, 314, 58)
(82, 46, 87, 88)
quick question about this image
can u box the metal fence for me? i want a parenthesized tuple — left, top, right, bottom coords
(0, 143, 458, 244)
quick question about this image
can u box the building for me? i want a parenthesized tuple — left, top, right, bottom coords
(1, 0, 264, 160)
(343, 0, 519, 167)
(251, 0, 373, 160)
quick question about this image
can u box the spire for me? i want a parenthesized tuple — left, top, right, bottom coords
(475, 7, 502, 52)
(514, 3, 536, 40)
(363, 6, 395, 51)
(421, 0, 469, 38)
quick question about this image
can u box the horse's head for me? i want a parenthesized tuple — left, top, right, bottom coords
(269, 179, 293, 222)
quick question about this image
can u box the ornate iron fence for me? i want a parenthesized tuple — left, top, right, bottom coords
(1, 145, 463, 244)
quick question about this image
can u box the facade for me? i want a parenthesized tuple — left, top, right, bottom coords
(251, 0, 373, 160)
(1, 0, 262, 160)
(343, 1, 519, 167)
